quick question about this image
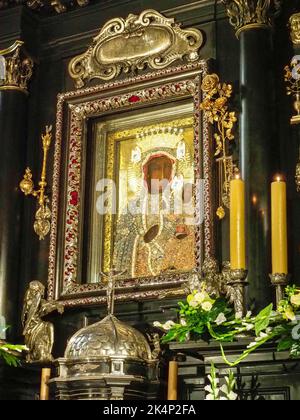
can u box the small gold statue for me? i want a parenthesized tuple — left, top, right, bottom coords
(147, 333, 161, 360)
(22, 281, 64, 363)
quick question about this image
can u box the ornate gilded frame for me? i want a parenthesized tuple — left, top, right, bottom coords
(68, 9, 204, 88)
(48, 61, 215, 307)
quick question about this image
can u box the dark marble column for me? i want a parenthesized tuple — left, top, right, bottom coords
(0, 41, 33, 340)
(222, 1, 280, 310)
(287, 12, 300, 286)
(239, 28, 274, 310)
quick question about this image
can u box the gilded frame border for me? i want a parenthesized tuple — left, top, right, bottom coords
(48, 61, 215, 307)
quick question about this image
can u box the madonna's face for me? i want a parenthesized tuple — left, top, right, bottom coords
(145, 155, 173, 194)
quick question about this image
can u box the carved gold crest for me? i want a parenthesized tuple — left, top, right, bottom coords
(290, 13, 300, 45)
(68, 9, 204, 88)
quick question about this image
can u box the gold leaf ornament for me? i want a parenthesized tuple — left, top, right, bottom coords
(200, 73, 238, 219)
(216, 206, 226, 220)
(201, 73, 219, 93)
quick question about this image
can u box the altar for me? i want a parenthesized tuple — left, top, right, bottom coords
(0, 0, 300, 401)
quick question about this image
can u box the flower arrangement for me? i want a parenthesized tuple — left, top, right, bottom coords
(205, 363, 237, 401)
(154, 284, 300, 367)
(0, 326, 26, 367)
(0, 342, 26, 367)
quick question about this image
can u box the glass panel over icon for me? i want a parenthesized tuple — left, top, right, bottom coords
(82, 100, 197, 284)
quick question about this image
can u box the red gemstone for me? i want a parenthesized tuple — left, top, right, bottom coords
(129, 95, 141, 103)
(70, 191, 78, 206)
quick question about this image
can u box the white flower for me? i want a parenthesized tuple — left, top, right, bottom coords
(220, 384, 228, 394)
(227, 391, 238, 401)
(208, 375, 219, 385)
(189, 298, 199, 308)
(205, 394, 214, 400)
(194, 292, 207, 304)
(242, 322, 254, 331)
(245, 323, 254, 331)
(247, 341, 257, 349)
(266, 327, 272, 334)
(220, 385, 237, 400)
(255, 332, 268, 341)
(235, 327, 245, 332)
(162, 320, 175, 331)
(153, 321, 162, 328)
(246, 311, 252, 318)
(204, 385, 213, 393)
(180, 318, 187, 326)
(291, 293, 300, 307)
(235, 312, 243, 320)
(215, 313, 227, 325)
(201, 301, 213, 312)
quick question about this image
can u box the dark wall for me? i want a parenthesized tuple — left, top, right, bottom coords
(4, 0, 239, 347)
(0, 0, 299, 399)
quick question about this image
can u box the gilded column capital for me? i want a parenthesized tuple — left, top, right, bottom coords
(0, 40, 33, 94)
(222, 0, 282, 38)
(290, 13, 300, 46)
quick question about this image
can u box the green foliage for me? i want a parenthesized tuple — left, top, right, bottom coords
(277, 337, 295, 352)
(0, 343, 26, 367)
(0, 326, 26, 367)
(254, 303, 273, 336)
(155, 285, 300, 368)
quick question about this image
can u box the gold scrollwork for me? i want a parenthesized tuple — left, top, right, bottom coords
(222, 0, 281, 37)
(284, 58, 300, 126)
(20, 126, 52, 240)
(0, 40, 33, 94)
(25, 0, 89, 14)
(290, 13, 300, 45)
(200, 74, 238, 219)
(68, 9, 204, 88)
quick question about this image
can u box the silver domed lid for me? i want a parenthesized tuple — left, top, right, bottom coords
(65, 314, 152, 361)
(65, 271, 153, 362)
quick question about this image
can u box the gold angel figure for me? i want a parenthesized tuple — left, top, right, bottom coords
(22, 281, 64, 363)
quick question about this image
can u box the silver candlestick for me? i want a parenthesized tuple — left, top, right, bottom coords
(228, 269, 248, 317)
(269, 273, 289, 307)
